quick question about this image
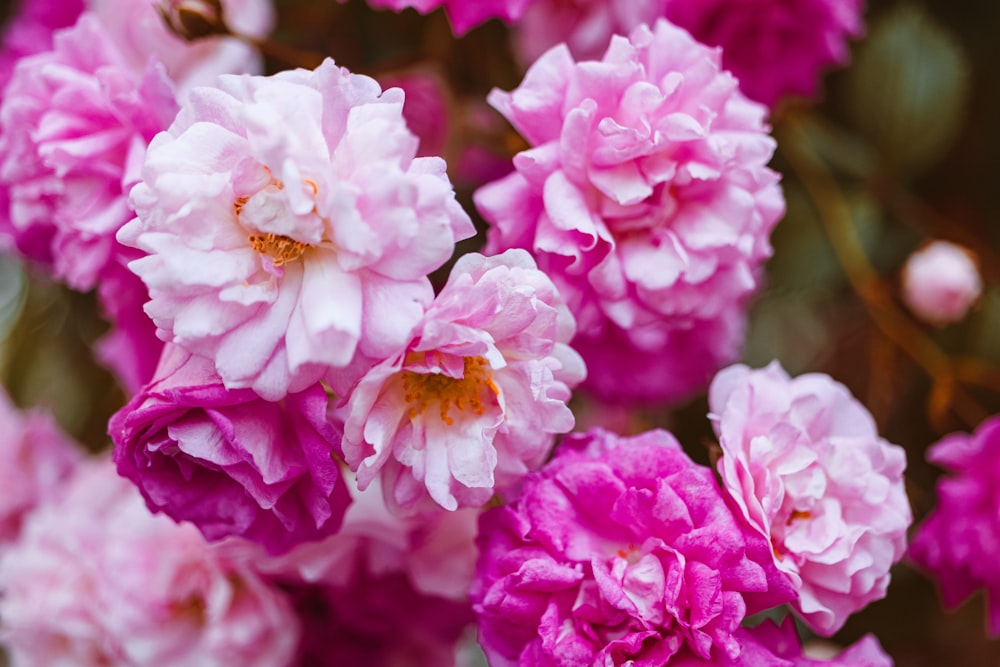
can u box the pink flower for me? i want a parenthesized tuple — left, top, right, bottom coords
(358, 0, 531, 35)
(471, 427, 795, 666)
(909, 416, 1000, 635)
(341, 249, 585, 512)
(902, 240, 982, 326)
(0, 388, 80, 549)
(663, 0, 865, 107)
(120, 58, 474, 400)
(709, 362, 912, 635)
(109, 343, 351, 553)
(475, 19, 783, 405)
(514, 0, 668, 64)
(0, 13, 178, 291)
(0, 458, 300, 667)
(87, 0, 274, 92)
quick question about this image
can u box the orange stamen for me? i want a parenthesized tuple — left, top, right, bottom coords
(400, 356, 499, 426)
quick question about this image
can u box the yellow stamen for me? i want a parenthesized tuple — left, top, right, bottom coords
(248, 232, 309, 266)
(400, 356, 499, 426)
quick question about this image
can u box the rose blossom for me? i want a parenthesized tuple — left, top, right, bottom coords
(109, 342, 351, 553)
(909, 415, 1000, 635)
(356, 0, 531, 36)
(471, 427, 795, 666)
(0, 387, 80, 548)
(901, 240, 982, 326)
(0, 14, 178, 291)
(475, 19, 783, 405)
(120, 58, 474, 400)
(341, 249, 585, 512)
(663, 0, 865, 107)
(0, 458, 300, 667)
(709, 362, 911, 635)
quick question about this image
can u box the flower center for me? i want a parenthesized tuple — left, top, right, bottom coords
(248, 232, 309, 266)
(400, 356, 499, 426)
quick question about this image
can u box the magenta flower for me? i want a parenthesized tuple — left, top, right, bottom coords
(471, 427, 795, 666)
(902, 240, 982, 326)
(574, 303, 746, 405)
(109, 343, 351, 553)
(663, 0, 865, 107)
(380, 70, 450, 158)
(514, 0, 668, 64)
(341, 249, 585, 512)
(475, 19, 783, 405)
(0, 458, 300, 667)
(0, 388, 80, 549)
(358, 0, 531, 35)
(95, 261, 163, 394)
(667, 617, 893, 666)
(0, 13, 178, 292)
(121, 58, 474, 400)
(709, 362, 911, 635)
(909, 416, 1000, 635)
(282, 572, 474, 667)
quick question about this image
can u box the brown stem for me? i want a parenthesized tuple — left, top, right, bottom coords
(777, 113, 989, 431)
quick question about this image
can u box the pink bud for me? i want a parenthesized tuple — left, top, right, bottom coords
(902, 240, 982, 326)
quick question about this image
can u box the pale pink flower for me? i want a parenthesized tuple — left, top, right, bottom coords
(0, 458, 300, 667)
(709, 362, 912, 635)
(109, 343, 352, 553)
(120, 59, 475, 400)
(472, 427, 795, 666)
(663, 0, 865, 107)
(87, 0, 274, 92)
(902, 240, 982, 326)
(358, 0, 531, 35)
(908, 416, 1000, 635)
(0, 388, 80, 549)
(341, 249, 585, 512)
(475, 19, 783, 405)
(0, 13, 178, 292)
(514, 0, 668, 64)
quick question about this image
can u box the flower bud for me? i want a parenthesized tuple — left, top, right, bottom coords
(902, 240, 982, 326)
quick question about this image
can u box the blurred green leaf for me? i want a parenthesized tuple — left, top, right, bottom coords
(846, 4, 971, 176)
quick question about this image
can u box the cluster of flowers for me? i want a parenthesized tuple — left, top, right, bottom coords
(2, 0, 986, 664)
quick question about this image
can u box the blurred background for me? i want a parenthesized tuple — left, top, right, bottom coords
(0, 0, 998, 664)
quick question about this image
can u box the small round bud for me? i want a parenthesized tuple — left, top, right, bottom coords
(902, 240, 982, 326)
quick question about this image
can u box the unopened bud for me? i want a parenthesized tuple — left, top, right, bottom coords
(902, 240, 982, 326)
(157, 0, 230, 41)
